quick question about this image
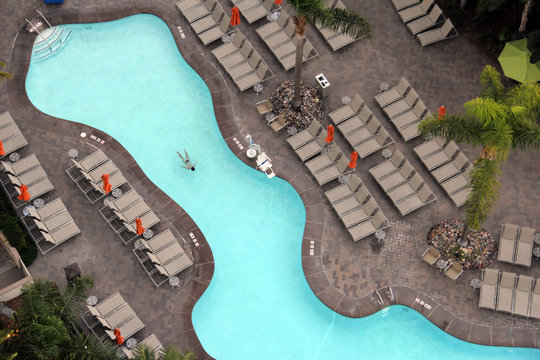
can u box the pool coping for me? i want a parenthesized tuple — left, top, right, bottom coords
(4, 3, 538, 354)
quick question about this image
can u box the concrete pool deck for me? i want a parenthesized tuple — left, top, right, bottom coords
(1, 0, 539, 357)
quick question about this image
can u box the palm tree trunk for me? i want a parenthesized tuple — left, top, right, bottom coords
(458, 221, 470, 247)
(292, 16, 306, 111)
(518, 0, 534, 32)
(459, 0, 467, 11)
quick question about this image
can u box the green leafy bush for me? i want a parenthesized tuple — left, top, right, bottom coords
(0, 190, 37, 265)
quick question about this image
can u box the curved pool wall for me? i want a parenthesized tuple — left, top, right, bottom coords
(18, 12, 539, 360)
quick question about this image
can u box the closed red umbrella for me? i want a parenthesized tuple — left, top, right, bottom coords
(101, 174, 112, 194)
(275, 0, 282, 4)
(113, 328, 124, 345)
(437, 105, 446, 121)
(17, 184, 30, 201)
(325, 125, 334, 143)
(0, 140, 4, 156)
(348, 151, 358, 169)
(135, 218, 145, 235)
(230, 6, 241, 27)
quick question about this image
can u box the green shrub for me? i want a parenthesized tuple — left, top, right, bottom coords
(0, 190, 37, 265)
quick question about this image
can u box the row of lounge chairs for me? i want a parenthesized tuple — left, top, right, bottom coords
(315, 0, 368, 51)
(328, 94, 395, 158)
(421, 246, 463, 280)
(392, 0, 457, 46)
(325, 174, 389, 241)
(374, 77, 429, 141)
(0, 111, 28, 158)
(369, 150, 436, 216)
(256, 10, 319, 70)
(498, 223, 536, 267)
(480, 269, 540, 319)
(414, 137, 471, 207)
(176, 0, 232, 45)
(211, 30, 274, 91)
(232, 0, 277, 24)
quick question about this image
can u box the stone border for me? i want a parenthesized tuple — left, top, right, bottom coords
(5, 3, 537, 353)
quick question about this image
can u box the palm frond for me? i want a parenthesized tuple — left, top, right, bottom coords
(321, 8, 371, 38)
(133, 344, 157, 360)
(64, 333, 116, 360)
(505, 82, 540, 122)
(59, 276, 94, 330)
(464, 97, 507, 128)
(465, 159, 501, 230)
(510, 118, 540, 150)
(479, 65, 504, 101)
(418, 114, 484, 144)
(0, 61, 13, 80)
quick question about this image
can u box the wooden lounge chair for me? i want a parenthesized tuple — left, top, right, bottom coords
(183, 0, 215, 23)
(421, 246, 440, 266)
(190, 7, 224, 34)
(398, 0, 434, 23)
(420, 141, 459, 171)
(71, 149, 108, 173)
(198, 14, 230, 45)
(1, 154, 40, 177)
(406, 4, 443, 35)
(122, 334, 163, 359)
(512, 275, 533, 317)
(479, 268, 499, 310)
(369, 150, 405, 181)
(256, 10, 289, 39)
(287, 121, 322, 149)
(313, 157, 349, 185)
(329, 94, 364, 124)
(347, 210, 388, 241)
(305, 143, 342, 174)
(340, 197, 379, 228)
(139, 229, 177, 253)
(325, 175, 363, 204)
(496, 272, 516, 313)
(242, 0, 275, 24)
(395, 183, 436, 216)
(374, 77, 411, 109)
(444, 262, 463, 281)
(530, 281, 540, 319)
(355, 127, 393, 159)
(294, 131, 328, 161)
(431, 152, 470, 183)
(417, 19, 457, 47)
(383, 88, 419, 119)
(392, 0, 421, 11)
(515, 226, 535, 267)
(87, 292, 126, 318)
(413, 136, 446, 159)
(498, 223, 518, 263)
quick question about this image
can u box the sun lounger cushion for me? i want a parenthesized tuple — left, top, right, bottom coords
(479, 268, 498, 310)
(496, 272, 516, 313)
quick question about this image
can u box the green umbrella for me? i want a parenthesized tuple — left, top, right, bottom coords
(498, 38, 540, 84)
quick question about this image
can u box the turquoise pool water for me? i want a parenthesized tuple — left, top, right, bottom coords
(25, 14, 538, 359)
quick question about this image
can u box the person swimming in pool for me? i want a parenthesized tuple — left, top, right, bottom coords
(177, 149, 197, 171)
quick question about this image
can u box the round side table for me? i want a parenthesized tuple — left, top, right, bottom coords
(253, 83, 263, 96)
(126, 338, 137, 349)
(33, 198, 45, 208)
(68, 149, 79, 158)
(341, 96, 351, 105)
(143, 229, 154, 239)
(169, 276, 180, 290)
(375, 230, 386, 242)
(22, 205, 36, 217)
(470, 278, 481, 290)
(86, 295, 98, 306)
(379, 82, 389, 92)
(9, 152, 20, 162)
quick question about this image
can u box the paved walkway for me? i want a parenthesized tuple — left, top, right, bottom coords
(0, 0, 539, 357)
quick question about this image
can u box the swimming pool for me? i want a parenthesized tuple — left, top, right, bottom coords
(25, 14, 538, 359)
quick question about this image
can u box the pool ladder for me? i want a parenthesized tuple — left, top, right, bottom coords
(370, 289, 384, 307)
(25, 10, 72, 61)
(386, 286, 396, 304)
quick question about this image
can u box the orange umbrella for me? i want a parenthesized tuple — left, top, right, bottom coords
(135, 218, 145, 235)
(230, 7, 241, 27)
(347, 151, 358, 169)
(17, 184, 30, 201)
(437, 106, 446, 121)
(0, 140, 4, 156)
(325, 125, 334, 143)
(275, 0, 282, 4)
(101, 174, 112, 194)
(113, 328, 124, 345)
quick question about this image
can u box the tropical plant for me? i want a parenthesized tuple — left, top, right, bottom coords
(0, 61, 13, 80)
(418, 65, 540, 240)
(133, 343, 197, 360)
(0, 329, 17, 360)
(286, 0, 370, 109)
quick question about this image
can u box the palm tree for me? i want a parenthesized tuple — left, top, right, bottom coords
(286, 0, 370, 109)
(0, 61, 13, 80)
(419, 65, 540, 241)
(133, 344, 197, 360)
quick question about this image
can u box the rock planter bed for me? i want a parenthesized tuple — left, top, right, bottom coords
(269, 80, 325, 130)
(427, 218, 497, 270)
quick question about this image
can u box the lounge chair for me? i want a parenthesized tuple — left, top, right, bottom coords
(147, 242, 185, 266)
(294, 131, 328, 161)
(123, 210, 160, 235)
(106, 189, 142, 212)
(392, 0, 421, 11)
(287, 121, 322, 149)
(417, 19, 457, 47)
(212, 31, 245, 60)
(234, 62, 273, 92)
(345, 118, 381, 147)
(328, 94, 364, 124)
(269, 114, 287, 133)
(355, 127, 393, 159)
(7, 166, 47, 187)
(340, 197, 379, 228)
(95, 303, 135, 329)
(14, 177, 54, 204)
(479, 268, 499, 310)
(30, 198, 66, 220)
(139, 229, 177, 253)
(256, 99, 273, 118)
(398, 0, 434, 23)
(406, 4, 443, 35)
(0, 113, 28, 157)
(387, 173, 424, 203)
(154, 252, 193, 278)
(40, 221, 80, 247)
(515, 227, 535, 267)
(87, 292, 126, 318)
(383, 88, 419, 119)
(114, 200, 151, 224)
(395, 183, 436, 216)
(332, 187, 370, 215)
(278, 40, 318, 70)
(0, 133, 28, 157)
(376, 161, 414, 192)
(498, 223, 518, 263)
(421, 246, 440, 266)
(413, 136, 446, 159)
(1, 154, 40, 177)
(232, 0, 261, 14)
(0, 112, 15, 128)
(347, 210, 388, 241)
(313, 157, 349, 186)
(242, 0, 275, 24)
(190, 7, 224, 34)
(496, 272, 516, 313)
(176, 0, 204, 13)
(430, 152, 470, 183)
(80, 160, 119, 184)
(122, 334, 163, 359)
(420, 141, 459, 171)
(374, 77, 410, 108)
(444, 262, 463, 281)
(198, 13, 230, 45)
(369, 150, 405, 181)
(71, 149, 108, 173)
(392, 101, 428, 141)
(513, 275, 533, 317)
(305, 143, 342, 174)
(104, 314, 144, 341)
(337, 106, 373, 135)
(326, 29, 365, 52)
(228, 52, 261, 80)
(220, 41, 253, 70)
(324, 174, 363, 204)
(530, 281, 540, 319)
(449, 187, 470, 208)
(256, 10, 289, 39)
(264, 21, 295, 49)
(183, 0, 215, 23)
(440, 164, 472, 195)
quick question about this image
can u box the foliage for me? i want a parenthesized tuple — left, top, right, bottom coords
(528, 29, 540, 63)
(0, 329, 17, 360)
(0, 190, 37, 265)
(0, 61, 13, 81)
(419, 65, 540, 230)
(133, 343, 197, 360)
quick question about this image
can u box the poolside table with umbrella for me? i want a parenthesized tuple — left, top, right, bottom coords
(498, 38, 540, 84)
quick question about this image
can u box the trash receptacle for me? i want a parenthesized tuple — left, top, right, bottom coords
(315, 73, 331, 98)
